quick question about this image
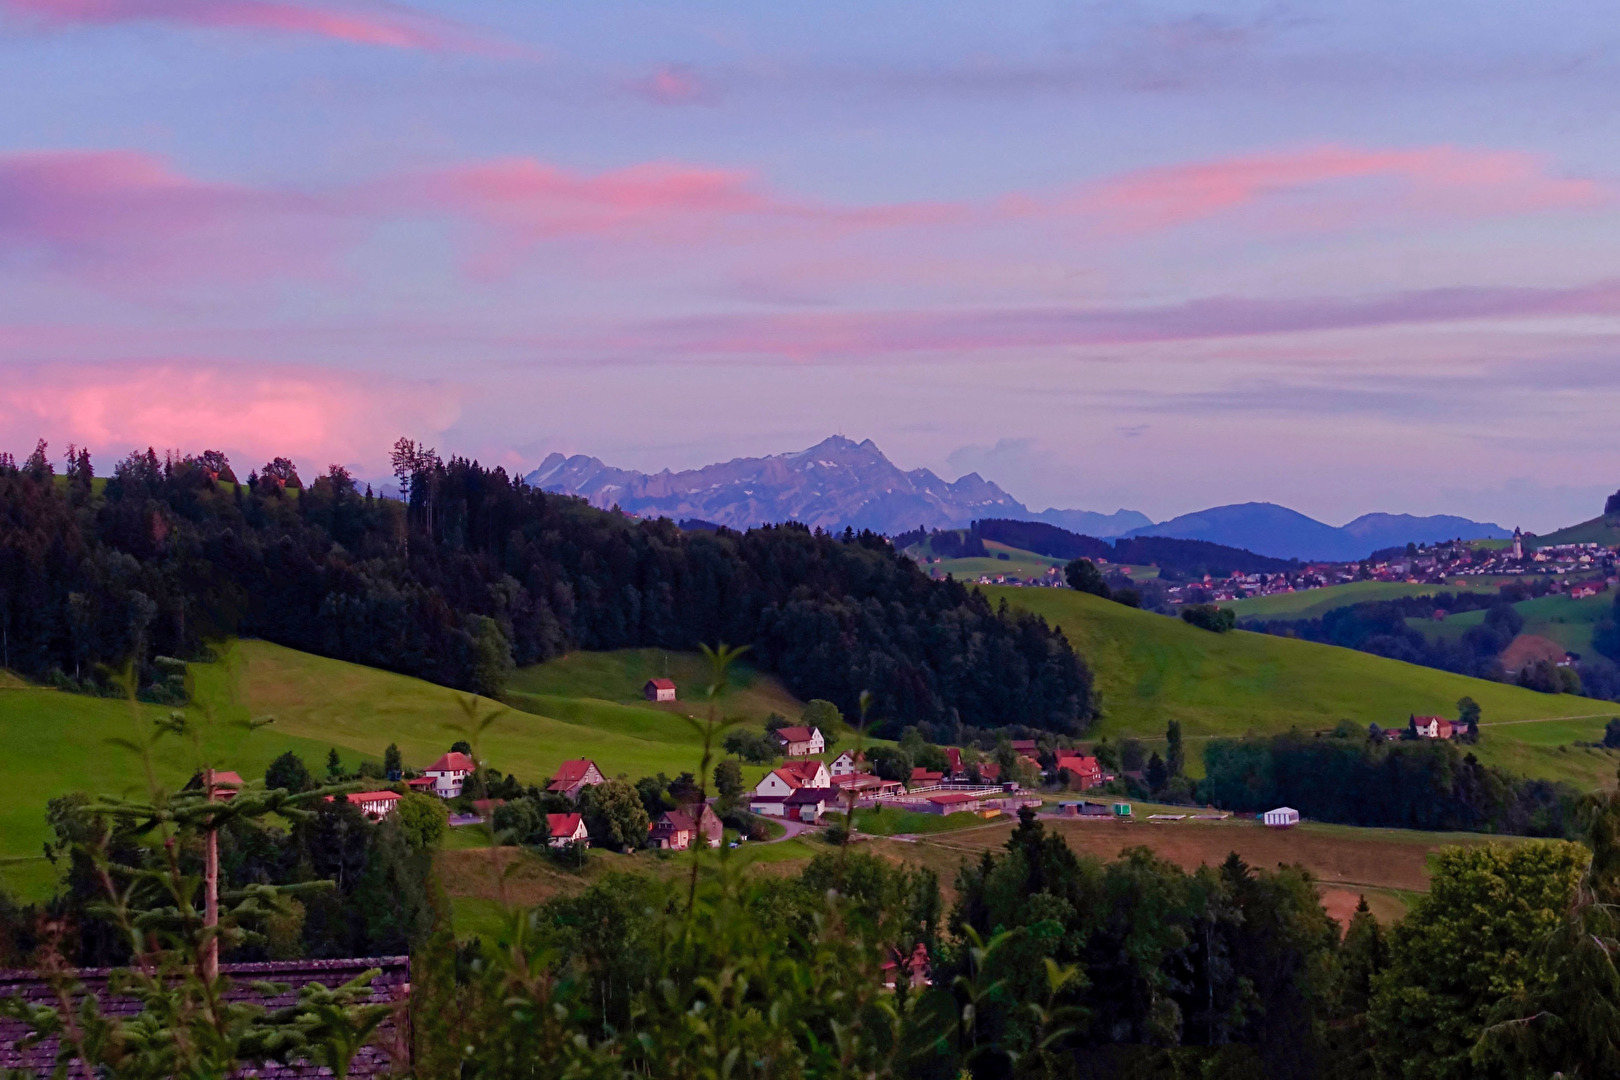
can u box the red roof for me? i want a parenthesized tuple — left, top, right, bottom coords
(547, 812, 584, 837)
(646, 678, 676, 690)
(928, 791, 981, 805)
(774, 726, 816, 744)
(910, 768, 944, 784)
(347, 790, 402, 805)
(427, 752, 476, 774)
(406, 776, 434, 788)
(780, 760, 825, 783)
(657, 809, 696, 832)
(768, 767, 805, 790)
(979, 762, 1001, 781)
(1056, 755, 1100, 774)
(944, 748, 963, 772)
(551, 759, 599, 784)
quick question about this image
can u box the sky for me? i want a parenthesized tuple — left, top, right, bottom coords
(1, 1, 1618, 530)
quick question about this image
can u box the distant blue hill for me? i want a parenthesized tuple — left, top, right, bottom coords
(1122, 502, 1509, 562)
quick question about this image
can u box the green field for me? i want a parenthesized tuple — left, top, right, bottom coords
(1223, 579, 1503, 621)
(907, 540, 1157, 585)
(985, 586, 1620, 788)
(1405, 591, 1613, 653)
(505, 647, 806, 726)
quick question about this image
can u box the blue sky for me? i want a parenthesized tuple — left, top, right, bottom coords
(1, 0, 1618, 529)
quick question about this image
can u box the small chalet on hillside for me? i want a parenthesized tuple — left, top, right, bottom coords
(772, 726, 825, 757)
(424, 752, 476, 798)
(549, 759, 606, 800)
(644, 678, 677, 702)
(546, 812, 589, 848)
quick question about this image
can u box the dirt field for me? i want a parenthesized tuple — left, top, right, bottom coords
(868, 815, 1527, 925)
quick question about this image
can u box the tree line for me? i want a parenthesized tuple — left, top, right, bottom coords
(0, 442, 1092, 735)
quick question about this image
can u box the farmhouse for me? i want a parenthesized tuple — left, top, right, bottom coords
(546, 812, 589, 848)
(779, 759, 833, 788)
(346, 790, 401, 819)
(830, 749, 867, 777)
(680, 801, 724, 847)
(1055, 755, 1103, 790)
(784, 786, 837, 822)
(773, 725, 825, 756)
(643, 677, 677, 702)
(1411, 716, 1454, 739)
(649, 809, 699, 850)
(424, 752, 476, 798)
(1263, 807, 1300, 828)
(549, 759, 607, 800)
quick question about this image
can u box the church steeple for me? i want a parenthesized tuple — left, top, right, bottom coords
(1511, 527, 1523, 561)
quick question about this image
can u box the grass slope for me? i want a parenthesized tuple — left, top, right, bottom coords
(1532, 515, 1620, 548)
(1223, 579, 1502, 621)
(1406, 592, 1612, 654)
(986, 586, 1620, 787)
(0, 642, 811, 898)
(506, 648, 805, 725)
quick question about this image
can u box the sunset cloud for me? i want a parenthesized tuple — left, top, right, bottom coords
(0, 150, 336, 285)
(0, 362, 461, 474)
(0, 0, 476, 50)
(628, 65, 711, 105)
(1040, 144, 1608, 233)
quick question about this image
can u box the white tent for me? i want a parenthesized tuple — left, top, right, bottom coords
(1262, 807, 1300, 828)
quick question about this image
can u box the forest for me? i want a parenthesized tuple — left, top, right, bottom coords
(0, 442, 1091, 735)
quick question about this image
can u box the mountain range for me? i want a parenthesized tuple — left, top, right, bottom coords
(524, 437, 1507, 560)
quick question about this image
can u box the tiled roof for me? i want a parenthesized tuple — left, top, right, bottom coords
(0, 956, 410, 1077)
(547, 812, 583, 836)
(779, 760, 824, 782)
(773, 726, 815, 744)
(550, 759, 598, 784)
(646, 678, 676, 690)
(426, 751, 476, 774)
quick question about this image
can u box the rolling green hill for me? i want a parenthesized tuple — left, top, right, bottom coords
(0, 642, 812, 900)
(907, 540, 1157, 584)
(1221, 580, 1502, 621)
(985, 586, 1620, 788)
(1530, 514, 1620, 548)
(1405, 592, 1613, 654)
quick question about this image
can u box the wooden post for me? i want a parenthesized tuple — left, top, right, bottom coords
(203, 766, 219, 982)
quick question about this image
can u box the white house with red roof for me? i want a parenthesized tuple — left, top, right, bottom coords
(649, 809, 698, 850)
(829, 750, 867, 777)
(779, 759, 831, 788)
(1412, 716, 1454, 739)
(772, 725, 825, 757)
(643, 678, 677, 702)
(548, 759, 606, 800)
(750, 761, 829, 815)
(424, 752, 476, 798)
(346, 791, 402, 818)
(546, 812, 589, 847)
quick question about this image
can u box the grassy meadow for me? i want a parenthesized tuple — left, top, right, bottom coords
(1404, 591, 1613, 654)
(0, 641, 820, 900)
(1221, 579, 1504, 621)
(985, 586, 1620, 787)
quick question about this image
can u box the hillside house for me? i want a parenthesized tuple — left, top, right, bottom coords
(546, 812, 589, 848)
(549, 759, 606, 800)
(680, 801, 724, 847)
(650, 809, 698, 850)
(424, 752, 476, 798)
(1055, 755, 1103, 791)
(784, 786, 837, 822)
(346, 790, 402, 819)
(205, 770, 244, 800)
(1263, 807, 1300, 828)
(644, 678, 677, 702)
(1412, 716, 1454, 739)
(909, 768, 945, 788)
(944, 748, 964, 777)
(773, 726, 825, 756)
(778, 759, 833, 788)
(830, 749, 867, 777)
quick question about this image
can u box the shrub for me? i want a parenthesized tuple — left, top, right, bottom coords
(1181, 604, 1236, 633)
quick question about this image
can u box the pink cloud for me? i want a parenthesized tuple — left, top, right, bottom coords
(1039, 144, 1608, 233)
(0, 361, 461, 474)
(0, 149, 338, 285)
(0, 0, 480, 50)
(629, 65, 711, 105)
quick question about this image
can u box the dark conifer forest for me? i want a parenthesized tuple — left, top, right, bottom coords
(0, 444, 1092, 735)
